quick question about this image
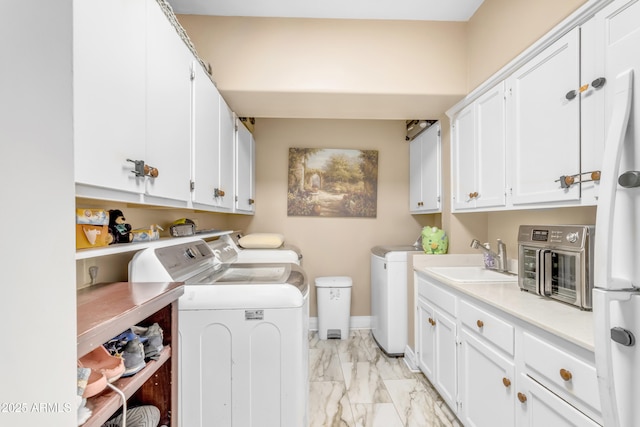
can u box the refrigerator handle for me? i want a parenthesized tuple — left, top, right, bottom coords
(594, 69, 634, 290)
(593, 289, 633, 427)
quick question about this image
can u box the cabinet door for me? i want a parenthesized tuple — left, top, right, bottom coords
(218, 97, 236, 212)
(145, 1, 192, 204)
(235, 120, 255, 214)
(409, 136, 423, 212)
(476, 82, 507, 209)
(416, 297, 436, 381)
(459, 328, 516, 427)
(73, 0, 147, 197)
(421, 123, 442, 212)
(191, 62, 221, 208)
(451, 103, 477, 210)
(507, 27, 581, 205)
(516, 374, 600, 427)
(434, 310, 458, 413)
(409, 123, 441, 213)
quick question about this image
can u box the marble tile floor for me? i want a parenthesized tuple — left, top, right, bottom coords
(308, 329, 462, 427)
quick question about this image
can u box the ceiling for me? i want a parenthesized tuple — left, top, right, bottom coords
(166, 0, 485, 22)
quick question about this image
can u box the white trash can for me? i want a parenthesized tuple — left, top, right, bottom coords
(315, 276, 352, 340)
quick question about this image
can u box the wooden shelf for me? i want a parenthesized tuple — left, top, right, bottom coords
(75, 230, 233, 260)
(77, 281, 183, 426)
(77, 282, 183, 357)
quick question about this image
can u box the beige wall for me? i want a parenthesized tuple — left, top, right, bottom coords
(177, 15, 468, 119)
(245, 118, 439, 316)
(75, 199, 237, 287)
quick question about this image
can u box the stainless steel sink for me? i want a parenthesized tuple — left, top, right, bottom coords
(426, 266, 518, 283)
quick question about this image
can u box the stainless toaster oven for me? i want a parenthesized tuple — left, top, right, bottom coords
(517, 225, 595, 310)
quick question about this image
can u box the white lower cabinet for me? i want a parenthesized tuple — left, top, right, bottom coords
(416, 282, 458, 413)
(414, 272, 602, 427)
(459, 328, 515, 427)
(517, 374, 600, 427)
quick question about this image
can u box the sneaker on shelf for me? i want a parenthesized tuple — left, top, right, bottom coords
(131, 323, 164, 360)
(121, 337, 146, 377)
(102, 405, 160, 427)
(103, 329, 147, 358)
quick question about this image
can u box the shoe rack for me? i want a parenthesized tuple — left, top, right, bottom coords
(77, 281, 184, 427)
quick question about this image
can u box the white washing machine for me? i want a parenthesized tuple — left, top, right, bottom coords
(370, 244, 423, 356)
(129, 237, 309, 427)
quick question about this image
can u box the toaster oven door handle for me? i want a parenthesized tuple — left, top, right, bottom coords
(536, 249, 551, 296)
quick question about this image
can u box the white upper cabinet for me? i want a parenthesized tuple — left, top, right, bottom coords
(452, 82, 506, 211)
(144, 2, 193, 205)
(74, 0, 192, 205)
(191, 73, 236, 213)
(446, 1, 632, 212)
(191, 62, 222, 209)
(506, 27, 581, 206)
(73, 0, 147, 200)
(218, 98, 236, 212)
(73, 0, 252, 212)
(235, 120, 255, 214)
(409, 122, 442, 213)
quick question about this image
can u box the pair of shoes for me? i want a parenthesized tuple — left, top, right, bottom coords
(131, 323, 164, 360)
(102, 405, 160, 427)
(79, 346, 125, 383)
(104, 330, 146, 377)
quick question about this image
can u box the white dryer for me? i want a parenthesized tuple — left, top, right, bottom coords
(129, 238, 309, 427)
(219, 233, 303, 265)
(370, 244, 423, 356)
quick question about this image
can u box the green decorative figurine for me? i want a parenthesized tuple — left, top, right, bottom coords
(421, 226, 449, 254)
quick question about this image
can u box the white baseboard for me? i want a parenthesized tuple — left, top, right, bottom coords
(309, 316, 372, 331)
(402, 345, 420, 372)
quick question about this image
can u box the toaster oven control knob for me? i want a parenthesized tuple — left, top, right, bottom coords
(566, 232, 579, 243)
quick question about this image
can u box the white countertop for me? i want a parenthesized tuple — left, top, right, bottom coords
(412, 254, 595, 352)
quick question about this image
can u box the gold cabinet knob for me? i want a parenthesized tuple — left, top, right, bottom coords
(560, 368, 573, 381)
(468, 192, 475, 199)
(144, 164, 159, 178)
(477, 320, 484, 328)
(592, 171, 601, 181)
(563, 175, 575, 187)
(517, 392, 527, 403)
(473, 191, 479, 198)
(428, 317, 436, 326)
(502, 377, 511, 387)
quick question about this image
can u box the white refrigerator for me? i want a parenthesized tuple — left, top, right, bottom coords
(594, 1, 640, 427)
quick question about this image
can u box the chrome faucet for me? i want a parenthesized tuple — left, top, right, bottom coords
(471, 238, 508, 272)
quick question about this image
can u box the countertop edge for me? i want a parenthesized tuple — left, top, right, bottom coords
(415, 265, 595, 352)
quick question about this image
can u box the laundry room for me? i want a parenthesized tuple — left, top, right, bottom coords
(8, 0, 637, 426)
